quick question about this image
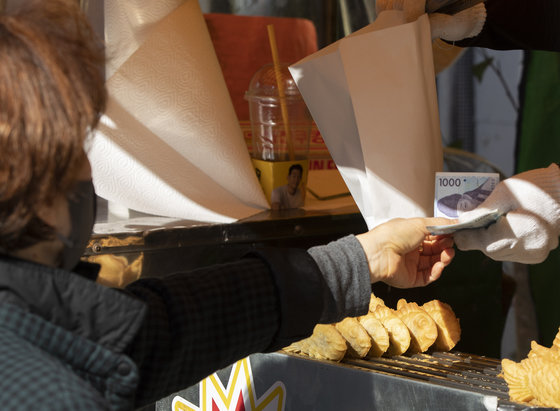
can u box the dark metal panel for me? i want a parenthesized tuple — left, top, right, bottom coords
(86, 208, 368, 277)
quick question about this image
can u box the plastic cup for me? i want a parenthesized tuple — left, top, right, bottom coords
(245, 63, 311, 161)
(245, 63, 312, 209)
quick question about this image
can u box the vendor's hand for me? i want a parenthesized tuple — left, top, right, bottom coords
(375, 0, 486, 42)
(429, 3, 486, 41)
(455, 164, 560, 264)
(375, 0, 426, 22)
(356, 217, 455, 288)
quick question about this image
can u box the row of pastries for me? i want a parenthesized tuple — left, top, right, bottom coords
(283, 293, 461, 361)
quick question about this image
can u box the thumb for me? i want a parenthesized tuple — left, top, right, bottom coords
(429, 3, 486, 41)
(455, 211, 557, 264)
(458, 183, 511, 223)
(454, 215, 511, 252)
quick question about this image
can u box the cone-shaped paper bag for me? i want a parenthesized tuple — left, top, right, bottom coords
(290, 11, 443, 229)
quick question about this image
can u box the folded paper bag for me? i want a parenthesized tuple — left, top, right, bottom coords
(289, 11, 443, 229)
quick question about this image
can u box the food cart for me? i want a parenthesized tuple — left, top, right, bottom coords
(78, 1, 555, 409)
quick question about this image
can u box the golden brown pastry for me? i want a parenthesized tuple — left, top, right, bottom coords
(501, 358, 535, 404)
(395, 299, 438, 353)
(370, 304, 411, 356)
(525, 357, 560, 408)
(552, 327, 560, 352)
(335, 317, 372, 358)
(368, 293, 386, 312)
(284, 324, 347, 361)
(502, 356, 560, 408)
(502, 327, 560, 408)
(87, 235, 143, 248)
(528, 340, 560, 362)
(421, 299, 461, 351)
(89, 253, 143, 288)
(358, 313, 390, 357)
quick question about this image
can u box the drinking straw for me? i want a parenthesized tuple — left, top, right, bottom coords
(267, 24, 295, 161)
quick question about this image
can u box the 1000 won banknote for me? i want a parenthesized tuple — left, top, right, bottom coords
(428, 172, 501, 235)
(433, 172, 500, 219)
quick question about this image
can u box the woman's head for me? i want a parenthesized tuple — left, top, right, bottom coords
(0, 0, 106, 252)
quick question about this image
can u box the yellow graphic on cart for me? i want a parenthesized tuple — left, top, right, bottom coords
(172, 357, 285, 411)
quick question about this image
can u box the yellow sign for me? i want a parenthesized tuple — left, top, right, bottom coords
(172, 357, 285, 411)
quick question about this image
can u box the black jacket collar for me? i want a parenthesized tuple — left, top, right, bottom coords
(0, 255, 146, 353)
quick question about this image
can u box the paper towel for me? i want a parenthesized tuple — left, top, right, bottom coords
(89, 0, 269, 223)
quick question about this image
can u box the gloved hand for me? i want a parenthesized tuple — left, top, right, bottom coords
(375, 0, 486, 42)
(429, 3, 486, 41)
(375, 0, 426, 23)
(454, 164, 560, 264)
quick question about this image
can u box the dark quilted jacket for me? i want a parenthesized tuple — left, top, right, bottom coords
(0, 240, 369, 410)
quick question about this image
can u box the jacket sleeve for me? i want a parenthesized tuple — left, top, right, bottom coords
(454, 0, 560, 51)
(123, 247, 326, 407)
(308, 235, 371, 324)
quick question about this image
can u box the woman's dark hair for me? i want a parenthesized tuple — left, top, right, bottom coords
(0, 0, 106, 251)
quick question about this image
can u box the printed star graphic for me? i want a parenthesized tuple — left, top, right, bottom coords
(172, 357, 285, 411)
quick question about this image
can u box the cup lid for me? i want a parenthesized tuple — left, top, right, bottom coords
(245, 63, 302, 100)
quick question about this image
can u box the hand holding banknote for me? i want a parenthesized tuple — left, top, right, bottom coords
(454, 164, 560, 264)
(357, 218, 455, 288)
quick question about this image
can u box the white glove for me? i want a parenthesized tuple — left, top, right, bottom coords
(375, 0, 486, 42)
(376, 0, 426, 23)
(428, 3, 486, 41)
(455, 164, 560, 264)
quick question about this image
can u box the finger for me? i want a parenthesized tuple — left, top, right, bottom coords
(455, 210, 532, 251)
(428, 247, 454, 266)
(421, 236, 454, 255)
(422, 217, 457, 229)
(426, 233, 455, 241)
(457, 183, 507, 223)
(416, 217, 457, 240)
(455, 211, 553, 264)
(417, 252, 442, 272)
(483, 213, 553, 263)
(427, 261, 445, 283)
(416, 260, 442, 286)
(416, 247, 454, 285)
(440, 247, 455, 266)
(417, 246, 453, 271)
(454, 216, 509, 251)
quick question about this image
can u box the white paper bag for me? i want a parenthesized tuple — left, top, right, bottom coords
(290, 11, 443, 229)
